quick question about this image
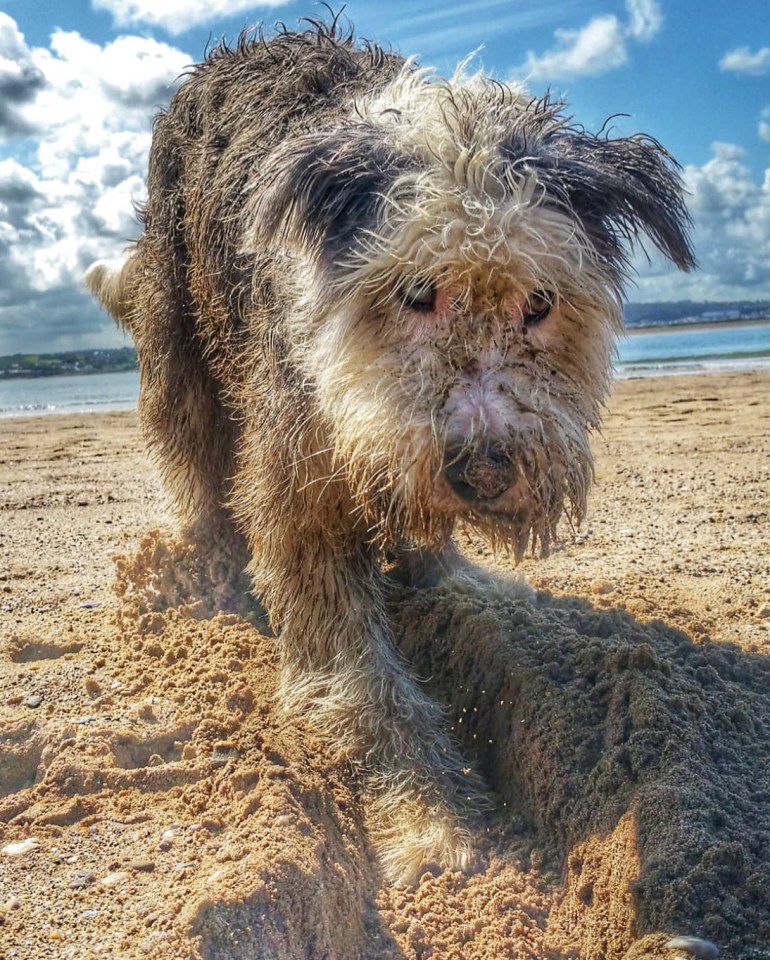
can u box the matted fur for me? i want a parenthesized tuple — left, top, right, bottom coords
(86, 18, 694, 881)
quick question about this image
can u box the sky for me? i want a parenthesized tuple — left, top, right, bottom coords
(0, 0, 768, 354)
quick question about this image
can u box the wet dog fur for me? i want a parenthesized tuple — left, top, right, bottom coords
(85, 19, 694, 881)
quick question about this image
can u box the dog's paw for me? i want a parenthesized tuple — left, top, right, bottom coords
(369, 776, 483, 884)
(374, 809, 477, 885)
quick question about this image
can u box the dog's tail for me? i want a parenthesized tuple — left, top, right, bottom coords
(83, 257, 136, 332)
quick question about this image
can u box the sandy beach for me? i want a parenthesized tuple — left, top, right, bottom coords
(1, 371, 769, 959)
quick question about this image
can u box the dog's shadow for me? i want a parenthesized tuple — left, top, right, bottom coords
(389, 577, 770, 958)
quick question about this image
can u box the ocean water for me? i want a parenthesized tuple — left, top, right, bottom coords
(1, 322, 769, 417)
(616, 321, 770, 377)
(0, 369, 140, 418)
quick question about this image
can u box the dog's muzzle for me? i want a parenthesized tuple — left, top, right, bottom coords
(443, 443, 516, 504)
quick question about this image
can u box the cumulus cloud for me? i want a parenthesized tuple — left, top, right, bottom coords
(0, 15, 190, 353)
(514, 0, 662, 80)
(719, 46, 770, 76)
(517, 15, 627, 80)
(0, 13, 47, 135)
(92, 0, 290, 36)
(633, 142, 770, 301)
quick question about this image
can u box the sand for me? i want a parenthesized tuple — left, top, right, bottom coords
(1, 371, 769, 960)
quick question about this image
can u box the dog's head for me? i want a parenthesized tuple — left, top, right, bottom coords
(244, 68, 694, 556)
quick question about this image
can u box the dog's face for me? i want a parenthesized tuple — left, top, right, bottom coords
(245, 71, 694, 556)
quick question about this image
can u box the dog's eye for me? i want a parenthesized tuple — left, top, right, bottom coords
(522, 289, 553, 328)
(400, 279, 436, 312)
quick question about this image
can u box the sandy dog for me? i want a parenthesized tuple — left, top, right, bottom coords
(86, 19, 694, 880)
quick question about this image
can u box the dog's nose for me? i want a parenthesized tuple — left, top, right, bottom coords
(443, 444, 514, 503)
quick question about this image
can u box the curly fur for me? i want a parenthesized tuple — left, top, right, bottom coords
(85, 18, 694, 881)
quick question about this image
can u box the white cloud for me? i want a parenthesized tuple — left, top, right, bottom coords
(0, 15, 190, 353)
(514, 0, 662, 80)
(633, 142, 770, 301)
(92, 0, 290, 36)
(719, 46, 770, 76)
(760, 106, 770, 143)
(0, 13, 47, 135)
(517, 15, 627, 80)
(625, 0, 662, 42)
(27, 31, 188, 173)
(695, 37, 770, 175)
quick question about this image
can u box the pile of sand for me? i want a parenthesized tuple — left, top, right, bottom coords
(1, 528, 767, 958)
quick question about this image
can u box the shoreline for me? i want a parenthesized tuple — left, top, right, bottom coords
(3, 329, 770, 418)
(0, 367, 136, 381)
(0, 401, 138, 419)
(4, 362, 770, 418)
(614, 356, 770, 379)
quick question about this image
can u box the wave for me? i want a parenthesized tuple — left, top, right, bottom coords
(0, 396, 138, 417)
(615, 356, 770, 379)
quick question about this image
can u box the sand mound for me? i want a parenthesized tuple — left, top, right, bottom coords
(392, 580, 770, 958)
(2, 529, 768, 959)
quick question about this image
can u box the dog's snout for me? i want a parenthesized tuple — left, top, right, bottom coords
(443, 444, 515, 503)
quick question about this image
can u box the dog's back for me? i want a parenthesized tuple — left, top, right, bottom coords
(112, 28, 404, 345)
(86, 26, 407, 537)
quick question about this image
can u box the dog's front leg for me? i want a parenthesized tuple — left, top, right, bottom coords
(258, 536, 481, 882)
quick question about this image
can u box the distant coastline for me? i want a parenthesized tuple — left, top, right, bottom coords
(626, 315, 770, 336)
(0, 347, 137, 380)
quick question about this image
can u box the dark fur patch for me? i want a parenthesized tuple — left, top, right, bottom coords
(251, 125, 415, 265)
(500, 99, 696, 282)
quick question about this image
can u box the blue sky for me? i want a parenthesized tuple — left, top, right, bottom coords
(0, 0, 768, 353)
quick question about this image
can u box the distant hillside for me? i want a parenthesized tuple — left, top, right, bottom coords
(624, 300, 770, 327)
(0, 347, 137, 378)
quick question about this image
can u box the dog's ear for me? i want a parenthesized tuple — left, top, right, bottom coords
(502, 119, 696, 277)
(246, 125, 409, 264)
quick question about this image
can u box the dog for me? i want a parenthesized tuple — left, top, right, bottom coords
(86, 18, 694, 881)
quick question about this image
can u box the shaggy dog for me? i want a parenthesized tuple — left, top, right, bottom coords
(86, 19, 694, 880)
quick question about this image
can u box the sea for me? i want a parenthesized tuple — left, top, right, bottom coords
(1, 321, 769, 418)
(0, 369, 140, 418)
